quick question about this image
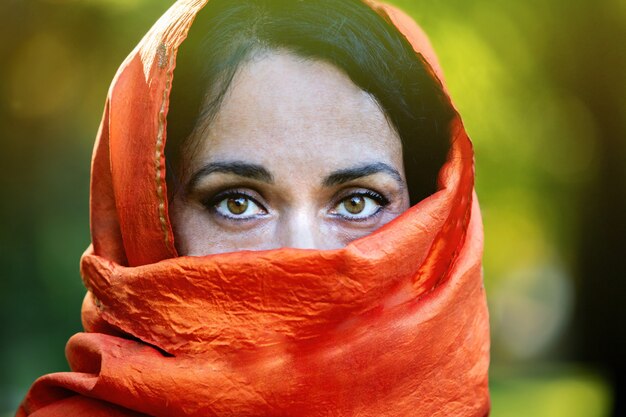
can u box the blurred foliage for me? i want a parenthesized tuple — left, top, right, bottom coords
(1, 0, 624, 415)
(490, 366, 612, 417)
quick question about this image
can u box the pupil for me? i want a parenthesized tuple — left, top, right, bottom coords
(227, 197, 248, 215)
(345, 196, 365, 214)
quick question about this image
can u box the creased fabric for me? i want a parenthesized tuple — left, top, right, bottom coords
(17, 1, 490, 416)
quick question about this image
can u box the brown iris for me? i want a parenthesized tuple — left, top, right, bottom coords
(343, 195, 366, 214)
(227, 197, 249, 215)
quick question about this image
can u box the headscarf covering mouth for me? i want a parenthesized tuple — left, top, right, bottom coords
(18, 1, 491, 416)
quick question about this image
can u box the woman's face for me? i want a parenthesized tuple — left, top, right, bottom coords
(170, 51, 410, 255)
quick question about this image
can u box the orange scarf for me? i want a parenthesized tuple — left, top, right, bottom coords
(17, 1, 490, 416)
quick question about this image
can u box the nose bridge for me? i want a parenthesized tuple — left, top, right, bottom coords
(277, 206, 322, 250)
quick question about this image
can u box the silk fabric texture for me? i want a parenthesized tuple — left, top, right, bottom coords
(17, 1, 490, 416)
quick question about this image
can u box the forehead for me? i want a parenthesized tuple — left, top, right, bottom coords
(189, 51, 403, 174)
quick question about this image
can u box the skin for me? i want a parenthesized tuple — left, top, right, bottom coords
(170, 51, 410, 256)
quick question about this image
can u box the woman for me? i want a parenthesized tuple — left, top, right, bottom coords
(17, 0, 490, 416)
(165, 0, 453, 255)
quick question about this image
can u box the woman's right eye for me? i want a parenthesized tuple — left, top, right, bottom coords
(210, 193, 267, 220)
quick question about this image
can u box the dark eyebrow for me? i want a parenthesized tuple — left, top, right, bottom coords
(323, 162, 404, 187)
(188, 161, 274, 190)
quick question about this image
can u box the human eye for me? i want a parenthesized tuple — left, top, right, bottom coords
(330, 190, 389, 221)
(206, 190, 268, 220)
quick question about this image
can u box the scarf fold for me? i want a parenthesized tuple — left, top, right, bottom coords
(17, 1, 490, 416)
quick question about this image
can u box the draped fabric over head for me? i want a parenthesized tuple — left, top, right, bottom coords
(17, 1, 490, 416)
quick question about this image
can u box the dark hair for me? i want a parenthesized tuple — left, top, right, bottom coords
(166, 0, 455, 205)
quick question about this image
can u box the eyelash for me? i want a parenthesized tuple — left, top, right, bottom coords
(331, 189, 389, 221)
(201, 188, 390, 221)
(202, 189, 268, 220)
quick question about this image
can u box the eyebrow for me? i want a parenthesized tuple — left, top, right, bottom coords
(188, 160, 404, 190)
(188, 161, 274, 190)
(323, 162, 404, 187)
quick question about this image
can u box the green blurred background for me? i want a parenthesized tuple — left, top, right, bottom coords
(1, 0, 624, 415)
